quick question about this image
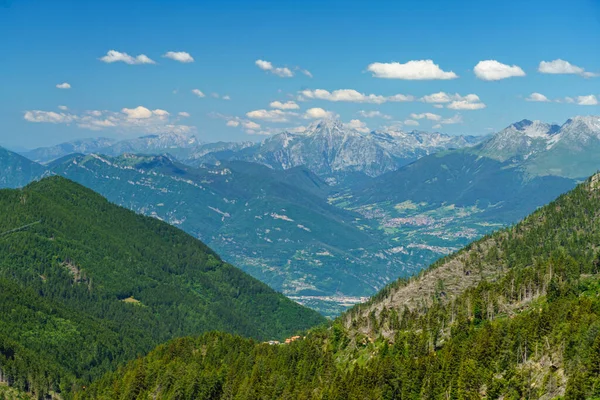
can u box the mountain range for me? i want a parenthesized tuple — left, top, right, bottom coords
(78, 171, 600, 400)
(4, 115, 600, 317)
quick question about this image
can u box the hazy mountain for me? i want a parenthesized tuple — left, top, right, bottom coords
(21, 137, 117, 163)
(0, 146, 49, 188)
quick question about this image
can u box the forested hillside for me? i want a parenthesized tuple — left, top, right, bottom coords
(81, 172, 600, 399)
(0, 177, 324, 398)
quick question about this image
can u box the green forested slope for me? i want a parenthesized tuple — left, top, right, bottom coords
(0, 177, 324, 398)
(81, 172, 600, 399)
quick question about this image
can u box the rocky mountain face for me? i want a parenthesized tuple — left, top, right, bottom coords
(185, 119, 483, 177)
(22, 120, 483, 177)
(474, 116, 600, 178)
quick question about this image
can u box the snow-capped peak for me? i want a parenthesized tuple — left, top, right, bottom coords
(506, 119, 559, 139)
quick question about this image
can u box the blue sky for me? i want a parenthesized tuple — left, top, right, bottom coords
(1, 0, 599, 149)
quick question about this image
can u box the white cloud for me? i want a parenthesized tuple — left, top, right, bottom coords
(223, 95, 231, 100)
(538, 59, 597, 78)
(56, 82, 71, 89)
(192, 89, 206, 98)
(255, 59, 293, 78)
(447, 99, 486, 110)
(178, 112, 190, 117)
(357, 110, 392, 119)
(421, 92, 453, 103)
(576, 95, 598, 106)
(440, 114, 463, 124)
(303, 108, 334, 119)
(367, 60, 458, 80)
(299, 89, 414, 104)
(24, 111, 77, 124)
(526, 92, 551, 102)
(152, 109, 170, 118)
(270, 100, 300, 110)
(344, 119, 370, 133)
(162, 51, 194, 63)
(122, 106, 153, 119)
(301, 69, 313, 78)
(473, 60, 526, 81)
(287, 126, 307, 133)
(432, 104, 444, 109)
(242, 121, 261, 130)
(420, 92, 486, 110)
(404, 119, 420, 126)
(432, 124, 442, 129)
(410, 112, 441, 121)
(24, 106, 193, 134)
(58, 105, 68, 111)
(99, 50, 156, 65)
(246, 109, 297, 122)
(226, 120, 240, 127)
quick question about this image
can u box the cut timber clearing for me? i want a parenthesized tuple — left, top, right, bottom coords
(0, 220, 41, 237)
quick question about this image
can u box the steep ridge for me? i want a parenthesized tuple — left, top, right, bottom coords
(79, 172, 600, 400)
(0, 147, 48, 189)
(0, 176, 324, 397)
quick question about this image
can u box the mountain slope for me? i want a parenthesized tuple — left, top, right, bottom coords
(48, 153, 400, 314)
(0, 147, 48, 188)
(79, 172, 600, 400)
(0, 176, 324, 396)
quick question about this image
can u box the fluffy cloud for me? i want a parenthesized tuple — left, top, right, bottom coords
(420, 92, 486, 110)
(576, 95, 598, 106)
(300, 89, 414, 104)
(367, 60, 458, 80)
(246, 109, 297, 122)
(24, 106, 193, 134)
(162, 51, 194, 63)
(357, 110, 392, 119)
(122, 106, 153, 119)
(303, 108, 334, 119)
(255, 59, 293, 78)
(526, 92, 551, 102)
(226, 120, 240, 127)
(410, 112, 441, 121)
(192, 89, 206, 98)
(432, 124, 442, 129)
(440, 114, 463, 124)
(300, 69, 313, 78)
(538, 59, 597, 78)
(99, 50, 156, 65)
(344, 119, 370, 133)
(242, 121, 261, 130)
(270, 100, 300, 110)
(24, 111, 77, 124)
(56, 82, 71, 89)
(178, 112, 190, 117)
(473, 60, 526, 81)
(222, 95, 231, 100)
(403, 119, 420, 126)
(58, 105, 68, 111)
